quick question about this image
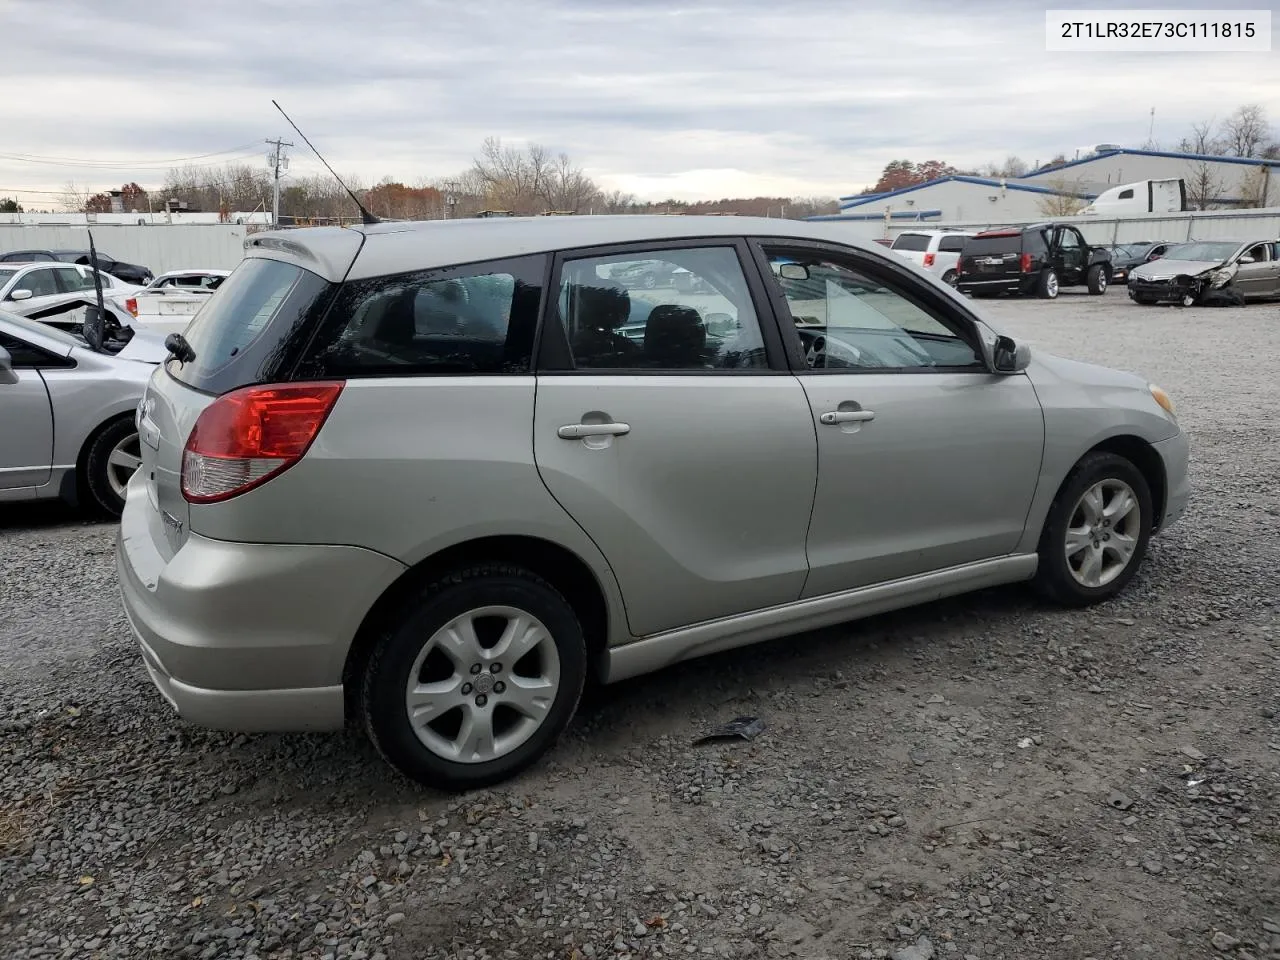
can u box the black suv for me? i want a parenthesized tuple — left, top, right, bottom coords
(0, 249, 153, 285)
(956, 223, 1111, 299)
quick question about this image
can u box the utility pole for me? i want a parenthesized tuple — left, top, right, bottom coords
(265, 137, 293, 225)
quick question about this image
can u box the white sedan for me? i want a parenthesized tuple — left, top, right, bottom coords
(118, 268, 230, 335)
(0, 261, 140, 323)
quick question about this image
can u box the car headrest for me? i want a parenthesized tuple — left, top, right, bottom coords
(643, 304, 705, 366)
(576, 282, 631, 331)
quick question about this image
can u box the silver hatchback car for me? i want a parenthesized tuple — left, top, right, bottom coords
(117, 216, 1189, 789)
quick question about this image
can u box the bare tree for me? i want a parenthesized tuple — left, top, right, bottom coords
(1184, 161, 1227, 210)
(538, 153, 599, 213)
(1221, 104, 1270, 157)
(1035, 177, 1088, 216)
(594, 188, 638, 214)
(472, 138, 556, 214)
(1178, 118, 1224, 156)
(59, 181, 89, 214)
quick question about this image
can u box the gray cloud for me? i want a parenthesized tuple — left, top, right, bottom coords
(2, 0, 1277, 202)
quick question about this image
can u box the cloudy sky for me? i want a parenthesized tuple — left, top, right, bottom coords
(2, 0, 1277, 205)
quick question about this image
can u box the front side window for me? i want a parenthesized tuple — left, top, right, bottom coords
(550, 246, 767, 371)
(296, 254, 545, 378)
(13, 268, 58, 299)
(1057, 229, 1081, 250)
(762, 248, 984, 372)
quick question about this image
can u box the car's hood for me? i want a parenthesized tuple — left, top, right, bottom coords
(1131, 258, 1223, 279)
(113, 326, 169, 363)
(1026, 348, 1148, 392)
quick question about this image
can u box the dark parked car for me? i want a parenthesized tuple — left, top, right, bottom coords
(1105, 242, 1177, 282)
(956, 223, 1111, 299)
(0, 249, 153, 285)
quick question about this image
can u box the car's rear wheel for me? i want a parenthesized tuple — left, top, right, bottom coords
(941, 269, 957, 286)
(83, 416, 142, 517)
(1033, 452, 1153, 607)
(362, 565, 587, 790)
(1087, 264, 1108, 295)
(1038, 269, 1059, 299)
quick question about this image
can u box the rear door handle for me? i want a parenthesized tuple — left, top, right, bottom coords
(558, 422, 631, 439)
(820, 410, 875, 425)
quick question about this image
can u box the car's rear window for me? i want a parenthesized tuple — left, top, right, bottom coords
(938, 235, 968, 253)
(964, 234, 1022, 256)
(891, 234, 931, 252)
(165, 257, 332, 394)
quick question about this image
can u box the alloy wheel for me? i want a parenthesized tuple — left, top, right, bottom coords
(1064, 479, 1141, 588)
(404, 605, 561, 764)
(106, 432, 143, 500)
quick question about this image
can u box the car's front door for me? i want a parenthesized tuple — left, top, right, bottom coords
(0, 331, 54, 490)
(533, 240, 818, 637)
(752, 240, 1045, 597)
(1055, 227, 1088, 284)
(1231, 242, 1277, 299)
(5, 266, 63, 315)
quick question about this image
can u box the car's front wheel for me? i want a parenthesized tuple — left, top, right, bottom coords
(362, 565, 587, 790)
(1037, 269, 1060, 299)
(83, 416, 142, 517)
(1033, 452, 1153, 607)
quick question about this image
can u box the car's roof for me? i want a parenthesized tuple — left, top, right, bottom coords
(0, 261, 54, 269)
(243, 215, 896, 283)
(895, 229, 975, 236)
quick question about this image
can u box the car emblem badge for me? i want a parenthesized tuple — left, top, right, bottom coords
(474, 673, 495, 694)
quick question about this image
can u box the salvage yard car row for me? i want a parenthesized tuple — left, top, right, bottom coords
(888, 225, 1280, 307)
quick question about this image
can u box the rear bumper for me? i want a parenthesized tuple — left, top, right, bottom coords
(956, 276, 1034, 295)
(1152, 431, 1190, 533)
(116, 475, 406, 732)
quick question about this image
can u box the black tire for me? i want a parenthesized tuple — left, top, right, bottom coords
(1179, 292, 1196, 308)
(1087, 264, 1108, 295)
(82, 416, 140, 518)
(1037, 269, 1059, 299)
(941, 269, 957, 287)
(1033, 452, 1153, 608)
(362, 565, 587, 790)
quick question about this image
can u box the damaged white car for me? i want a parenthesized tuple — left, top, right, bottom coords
(1127, 239, 1280, 307)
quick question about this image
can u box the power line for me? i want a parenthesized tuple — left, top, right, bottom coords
(0, 142, 267, 169)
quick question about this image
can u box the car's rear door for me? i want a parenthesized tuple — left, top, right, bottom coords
(532, 239, 818, 637)
(750, 238, 1044, 597)
(0, 328, 56, 490)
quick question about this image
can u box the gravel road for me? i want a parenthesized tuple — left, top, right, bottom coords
(2, 289, 1278, 960)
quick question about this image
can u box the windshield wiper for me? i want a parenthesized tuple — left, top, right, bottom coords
(165, 333, 197, 364)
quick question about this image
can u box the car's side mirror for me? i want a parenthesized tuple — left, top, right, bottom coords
(0, 345, 18, 385)
(8, 289, 32, 301)
(1239, 255, 1256, 264)
(993, 335, 1031, 373)
(778, 263, 810, 280)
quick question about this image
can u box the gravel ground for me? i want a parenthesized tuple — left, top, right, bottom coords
(2, 289, 1278, 960)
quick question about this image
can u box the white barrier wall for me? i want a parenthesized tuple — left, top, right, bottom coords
(0, 224, 250, 273)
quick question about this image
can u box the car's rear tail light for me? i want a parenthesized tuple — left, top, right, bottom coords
(125, 297, 137, 317)
(181, 381, 344, 503)
(1020, 253, 1033, 273)
(923, 253, 935, 267)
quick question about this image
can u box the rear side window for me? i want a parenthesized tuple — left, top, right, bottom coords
(295, 254, 546, 378)
(891, 234, 930, 252)
(1118, 188, 1134, 199)
(938, 235, 967, 253)
(963, 234, 1021, 256)
(166, 257, 332, 395)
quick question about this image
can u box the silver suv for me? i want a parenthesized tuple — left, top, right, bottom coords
(117, 216, 1189, 790)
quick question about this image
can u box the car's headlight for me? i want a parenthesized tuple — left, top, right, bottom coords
(1149, 383, 1176, 419)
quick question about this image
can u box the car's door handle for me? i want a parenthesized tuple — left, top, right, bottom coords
(558, 422, 631, 439)
(820, 410, 875, 425)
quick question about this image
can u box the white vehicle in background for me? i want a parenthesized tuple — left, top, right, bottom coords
(117, 269, 230, 335)
(1, 261, 140, 323)
(1080, 178, 1187, 216)
(888, 230, 974, 286)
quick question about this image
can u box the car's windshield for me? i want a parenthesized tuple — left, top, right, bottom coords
(1161, 242, 1239, 262)
(0, 307, 82, 349)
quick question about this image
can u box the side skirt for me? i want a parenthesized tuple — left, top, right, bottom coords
(604, 554, 1038, 683)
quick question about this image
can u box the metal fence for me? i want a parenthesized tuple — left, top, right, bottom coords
(0, 223, 250, 273)
(878, 207, 1280, 246)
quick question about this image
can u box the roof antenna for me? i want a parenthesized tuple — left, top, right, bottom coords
(271, 99, 379, 225)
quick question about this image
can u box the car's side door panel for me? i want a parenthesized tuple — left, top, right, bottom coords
(750, 239, 1045, 598)
(0, 336, 54, 490)
(532, 239, 818, 638)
